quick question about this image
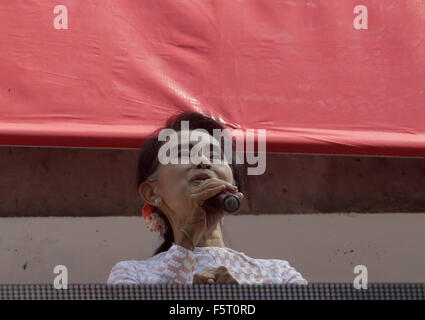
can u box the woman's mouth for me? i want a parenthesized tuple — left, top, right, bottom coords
(192, 179, 207, 185)
(189, 173, 212, 185)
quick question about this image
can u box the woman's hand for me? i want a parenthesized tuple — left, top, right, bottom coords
(175, 178, 243, 247)
(193, 266, 239, 284)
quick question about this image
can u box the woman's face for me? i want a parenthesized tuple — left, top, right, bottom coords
(149, 129, 234, 226)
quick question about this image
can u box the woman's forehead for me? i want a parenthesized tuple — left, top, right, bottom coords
(175, 129, 221, 148)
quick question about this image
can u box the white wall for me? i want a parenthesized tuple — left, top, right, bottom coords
(1, 213, 424, 284)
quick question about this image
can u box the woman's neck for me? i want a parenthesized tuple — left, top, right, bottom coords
(196, 225, 225, 248)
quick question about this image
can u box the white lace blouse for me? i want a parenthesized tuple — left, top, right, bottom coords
(107, 244, 308, 285)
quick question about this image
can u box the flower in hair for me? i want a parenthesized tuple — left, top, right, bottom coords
(142, 203, 154, 218)
(141, 203, 167, 234)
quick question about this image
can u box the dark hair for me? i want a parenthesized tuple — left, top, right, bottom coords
(136, 111, 246, 256)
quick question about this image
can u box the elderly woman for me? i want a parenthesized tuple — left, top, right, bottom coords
(107, 111, 307, 285)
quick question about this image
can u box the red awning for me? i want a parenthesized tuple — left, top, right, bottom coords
(1, 0, 424, 156)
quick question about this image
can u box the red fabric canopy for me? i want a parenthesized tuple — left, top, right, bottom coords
(1, 0, 424, 156)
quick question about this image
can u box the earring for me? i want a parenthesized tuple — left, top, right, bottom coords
(154, 197, 162, 205)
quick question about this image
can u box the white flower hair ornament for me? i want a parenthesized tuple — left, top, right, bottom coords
(141, 198, 168, 234)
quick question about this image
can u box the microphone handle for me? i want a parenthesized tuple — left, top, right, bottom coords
(206, 190, 240, 213)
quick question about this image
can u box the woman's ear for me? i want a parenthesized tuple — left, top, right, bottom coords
(138, 181, 157, 205)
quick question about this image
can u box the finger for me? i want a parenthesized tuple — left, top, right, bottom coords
(193, 181, 237, 195)
(193, 273, 202, 283)
(207, 278, 215, 284)
(212, 266, 228, 280)
(225, 276, 238, 284)
(213, 267, 238, 284)
(200, 270, 217, 279)
(190, 185, 226, 206)
(193, 274, 214, 284)
(215, 271, 238, 284)
(215, 273, 229, 283)
(214, 266, 230, 278)
(194, 271, 217, 284)
(192, 178, 238, 193)
(216, 266, 228, 273)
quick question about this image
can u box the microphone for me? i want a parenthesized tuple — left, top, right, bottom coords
(206, 190, 240, 213)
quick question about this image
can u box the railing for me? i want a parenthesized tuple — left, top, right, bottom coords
(0, 283, 423, 300)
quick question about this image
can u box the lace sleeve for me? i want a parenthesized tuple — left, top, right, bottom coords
(107, 261, 142, 284)
(278, 260, 308, 285)
(107, 244, 197, 284)
(262, 259, 308, 285)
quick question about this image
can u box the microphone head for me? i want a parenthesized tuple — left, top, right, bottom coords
(223, 194, 240, 213)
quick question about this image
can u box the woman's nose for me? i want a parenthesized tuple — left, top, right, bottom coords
(196, 155, 211, 169)
(197, 163, 211, 169)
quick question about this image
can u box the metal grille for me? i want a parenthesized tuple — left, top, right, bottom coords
(0, 283, 424, 300)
